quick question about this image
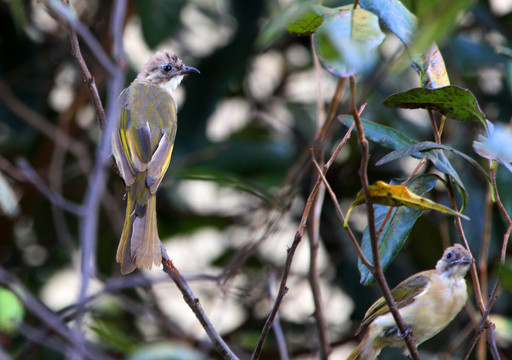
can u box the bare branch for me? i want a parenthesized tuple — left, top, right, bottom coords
(349, 76, 420, 360)
(17, 159, 84, 216)
(160, 246, 239, 360)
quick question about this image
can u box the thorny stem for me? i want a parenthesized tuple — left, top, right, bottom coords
(350, 76, 420, 360)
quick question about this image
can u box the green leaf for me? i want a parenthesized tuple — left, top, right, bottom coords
(358, 175, 438, 285)
(339, 117, 468, 210)
(286, 5, 324, 35)
(359, 0, 416, 45)
(0, 287, 24, 333)
(338, 115, 417, 150)
(383, 85, 486, 126)
(313, 6, 385, 76)
(0, 172, 19, 217)
(137, 0, 186, 49)
(378, 141, 490, 184)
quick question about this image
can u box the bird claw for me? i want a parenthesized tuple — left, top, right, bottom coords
(384, 324, 412, 339)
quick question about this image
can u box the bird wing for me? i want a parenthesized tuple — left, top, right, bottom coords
(113, 82, 177, 189)
(356, 272, 430, 335)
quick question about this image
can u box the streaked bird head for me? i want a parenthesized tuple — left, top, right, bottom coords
(136, 50, 199, 95)
(436, 244, 472, 278)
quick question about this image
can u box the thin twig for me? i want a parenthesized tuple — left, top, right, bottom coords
(17, 159, 84, 216)
(0, 80, 91, 168)
(160, 246, 239, 360)
(268, 269, 289, 360)
(0, 267, 111, 360)
(50, 0, 109, 129)
(310, 154, 372, 270)
(55, 0, 126, 346)
(251, 178, 322, 360)
(47, 1, 118, 77)
(349, 76, 420, 359)
(462, 280, 500, 360)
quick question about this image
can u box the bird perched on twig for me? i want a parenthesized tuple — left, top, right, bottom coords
(347, 244, 472, 359)
(112, 50, 199, 274)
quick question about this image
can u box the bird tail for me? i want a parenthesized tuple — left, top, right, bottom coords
(346, 334, 380, 360)
(117, 180, 161, 274)
(346, 341, 363, 360)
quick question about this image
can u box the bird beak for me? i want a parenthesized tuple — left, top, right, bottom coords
(180, 66, 200, 75)
(456, 257, 472, 265)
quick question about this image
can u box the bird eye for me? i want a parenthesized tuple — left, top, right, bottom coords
(162, 64, 173, 72)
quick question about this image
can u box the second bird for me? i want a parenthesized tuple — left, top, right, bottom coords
(112, 51, 199, 274)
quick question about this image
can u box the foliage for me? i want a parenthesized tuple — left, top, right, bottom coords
(1, 0, 512, 359)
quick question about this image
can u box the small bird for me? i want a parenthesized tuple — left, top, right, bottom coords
(348, 244, 472, 359)
(112, 51, 199, 274)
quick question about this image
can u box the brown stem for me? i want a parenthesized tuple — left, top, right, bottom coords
(160, 246, 239, 360)
(350, 76, 420, 360)
(310, 154, 372, 270)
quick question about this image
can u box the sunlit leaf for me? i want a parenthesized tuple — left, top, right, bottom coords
(383, 85, 486, 126)
(474, 121, 512, 173)
(417, 43, 450, 89)
(313, 6, 385, 76)
(286, 5, 324, 35)
(359, 0, 416, 45)
(358, 175, 437, 285)
(0, 287, 24, 333)
(344, 180, 468, 228)
(0, 172, 19, 217)
(490, 315, 512, 343)
(339, 116, 469, 210)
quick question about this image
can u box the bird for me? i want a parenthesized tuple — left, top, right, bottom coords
(347, 244, 472, 359)
(112, 50, 199, 274)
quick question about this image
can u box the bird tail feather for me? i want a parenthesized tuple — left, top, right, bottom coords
(346, 333, 380, 360)
(117, 184, 161, 274)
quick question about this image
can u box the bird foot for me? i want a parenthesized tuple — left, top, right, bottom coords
(384, 325, 412, 339)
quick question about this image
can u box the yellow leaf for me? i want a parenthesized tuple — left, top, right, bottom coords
(344, 181, 469, 227)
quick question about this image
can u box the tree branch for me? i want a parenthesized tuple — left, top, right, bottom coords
(160, 246, 239, 360)
(349, 76, 420, 359)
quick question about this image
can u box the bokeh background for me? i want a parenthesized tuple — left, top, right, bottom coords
(1, 0, 512, 359)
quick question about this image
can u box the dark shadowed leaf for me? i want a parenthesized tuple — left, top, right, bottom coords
(383, 85, 486, 126)
(137, 0, 186, 49)
(358, 175, 438, 285)
(359, 0, 416, 45)
(313, 7, 385, 76)
(378, 141, 490, 183)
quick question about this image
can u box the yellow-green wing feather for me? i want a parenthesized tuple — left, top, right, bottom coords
(113, 81, 177, 190)
(356, 273, 430, 334)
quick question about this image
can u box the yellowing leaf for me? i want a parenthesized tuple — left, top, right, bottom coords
(344, 181, 469, 227)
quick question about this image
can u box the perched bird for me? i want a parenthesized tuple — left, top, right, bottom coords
(348, 244, 472, 360)
(112, 51, 199, 274)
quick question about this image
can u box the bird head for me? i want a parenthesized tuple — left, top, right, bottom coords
(137, 50, 199, 95)
(435, 243, 472, 278)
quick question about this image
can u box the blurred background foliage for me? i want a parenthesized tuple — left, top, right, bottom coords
(1, 0, 512, 359)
